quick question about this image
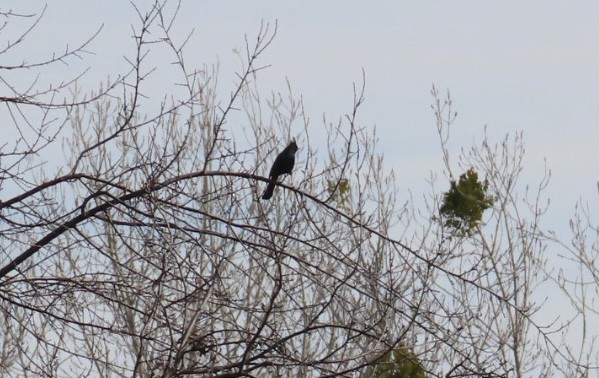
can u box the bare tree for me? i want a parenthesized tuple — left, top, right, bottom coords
(544, 186, 599, 377)
(0, 2, 597, 377)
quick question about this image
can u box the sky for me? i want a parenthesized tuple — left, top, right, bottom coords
(3, 1, 596, 214)
(42, 1, 598, 218)
(1, 0, 598, 367)
(2, 1, 596, 240)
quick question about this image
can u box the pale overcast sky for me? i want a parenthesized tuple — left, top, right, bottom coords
(3, 1, 598, 227)
(1, 0, 598, 364)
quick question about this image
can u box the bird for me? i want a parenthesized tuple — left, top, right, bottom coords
(261, 141, 298, 200)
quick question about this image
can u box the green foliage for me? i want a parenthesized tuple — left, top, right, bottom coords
(327, 178, 351, 212)
(362, 347, 426, 378)
(439, 168, 494, 233)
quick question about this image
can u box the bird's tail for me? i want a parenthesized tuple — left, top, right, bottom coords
(261, 179, 276, 200)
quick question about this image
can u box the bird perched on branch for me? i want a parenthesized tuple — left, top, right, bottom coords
(261, 141, 298, 200)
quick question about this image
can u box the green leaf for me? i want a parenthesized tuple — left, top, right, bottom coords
(362, 346, 426, 378)
(439, 168, 494, 234)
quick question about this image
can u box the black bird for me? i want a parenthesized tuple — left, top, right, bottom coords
(261, 141, 298, 200)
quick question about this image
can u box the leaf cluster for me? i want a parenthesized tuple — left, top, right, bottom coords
(439, 168, 494, 234)
(363, 346, 426, 378)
